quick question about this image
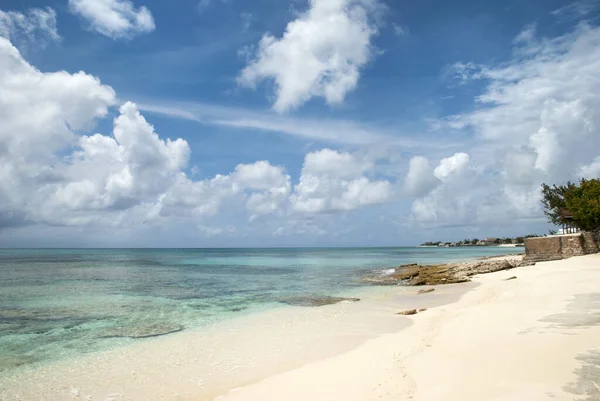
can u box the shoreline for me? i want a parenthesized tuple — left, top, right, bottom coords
(3, 251, 594, 400)
(0, 247, 521, 377)
(215, 253, 600, 401)
(0, 280, 473, 400)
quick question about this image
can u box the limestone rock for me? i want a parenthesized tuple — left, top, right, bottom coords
(361, 257, 536, 287)
(417, 288, 435, 294)
(396, 309, 417, 316)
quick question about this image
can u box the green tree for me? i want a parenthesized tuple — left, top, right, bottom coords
(540, 181, 577, 226)
(470, 238, 479, 245)
(541, 178, 600, 232)
(564, 179, 600, 231)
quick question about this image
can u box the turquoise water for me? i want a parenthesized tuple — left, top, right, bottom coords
(0, 247, 522, 373)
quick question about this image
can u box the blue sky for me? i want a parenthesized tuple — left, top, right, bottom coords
(1, 0, 599, 247)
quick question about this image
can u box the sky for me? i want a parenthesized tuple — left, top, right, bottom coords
(1, 0, 600, 247)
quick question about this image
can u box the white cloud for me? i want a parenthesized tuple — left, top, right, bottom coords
(392, 23, 409, 36)
(433, 152, 469, 181)
(0, 36, 394, 238)
(411, 23, 600, 227)
(0, 7, 60, 49)
(552, 1, 597, 21)
(408, 152, 477, 224)
(48, 102, 190, 214)
(291, 149, 391, 213)
(0, 37, 116, 227)
(233, 161, 291, 219)
(579, 157, 600, 178)
(68, 0, 155, 39)
(0, 37, 294, 232)
(404, 156, 439, 197)
(303, 148, 372, 178)
(238, 0, 382, 112)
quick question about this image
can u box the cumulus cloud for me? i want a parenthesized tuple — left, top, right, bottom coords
(68, 0, 155, 39)
(233, 161, 291, 219)
(433, 152, 469, 181)
(291, 149, 391, 213)
(0, 37, 391, 241)
(411, 23, 600, 227)
(49, 102, 190, 213)
(0, 7, 60, 49)
(0, 37, 298, 232)
(0, 36, 116, 227)
(238, 0, 382, 112)
(408, 153, 478, 224)
(404, 156, 439, 197)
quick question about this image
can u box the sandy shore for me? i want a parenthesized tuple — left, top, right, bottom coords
(1, 254, 599, 400)
(216, 253, 600, 401)
(0, 282, 469, 400)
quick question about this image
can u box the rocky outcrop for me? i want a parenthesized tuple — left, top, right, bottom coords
(396, 309, 417, 315)
(362, 258, 535, 286)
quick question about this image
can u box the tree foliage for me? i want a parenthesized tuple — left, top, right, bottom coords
(540, 181, 577, 226)
(541, 178, 600, 232)
(564, 179, 600, 231)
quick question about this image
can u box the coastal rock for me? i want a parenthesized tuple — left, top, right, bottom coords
(361, 257, 536, 287)
(396, 309, 417, 316)
(504, 276, 517, 281)
(417, 288, 435, 294)
(418, 308, 427, 312)
(280, 296, 360, 307)
(98, 323, 184, 339)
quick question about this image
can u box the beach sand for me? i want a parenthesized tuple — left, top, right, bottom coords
(0, 282, 468, 400)
(1, 254, 599, 400)
(216, 254, 600, 401)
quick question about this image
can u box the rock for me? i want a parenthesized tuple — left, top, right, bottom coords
(361, 256, 533, 287)
(396, 309, 417, 316)
(417, 288, 435, 294)
(280, 296, 360, 307)
(418, 308, 427, 312)
(504, 276, 517, 281)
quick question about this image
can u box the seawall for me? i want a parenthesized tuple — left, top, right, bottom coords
(524, 232, 599, 262)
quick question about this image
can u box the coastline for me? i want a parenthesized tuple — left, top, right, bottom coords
(3, 252, 598, 400)
(216, 253, 600, 401)
(0, 279, 472, 400)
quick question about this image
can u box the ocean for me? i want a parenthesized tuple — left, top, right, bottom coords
(0, 247, 522, 374)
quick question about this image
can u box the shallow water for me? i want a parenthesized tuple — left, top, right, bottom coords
(0, 247, 522, 373)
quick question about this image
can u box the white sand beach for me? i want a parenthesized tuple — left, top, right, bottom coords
(1, 254, 599, 401)
(217, 254, 600, 401)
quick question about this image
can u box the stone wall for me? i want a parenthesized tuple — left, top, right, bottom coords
(582, 232, 600, 254)
(524, 232, 599, 261)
